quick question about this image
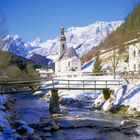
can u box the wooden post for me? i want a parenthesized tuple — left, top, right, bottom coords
(83, 81, 84, 91)
(49, 89, 60, 113)
(103, 89, 111, 100)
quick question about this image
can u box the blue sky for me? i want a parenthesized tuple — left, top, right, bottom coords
(0, 0, 137, 41)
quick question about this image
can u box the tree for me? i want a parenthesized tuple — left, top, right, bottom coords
(0, 11, 8, 50)
(7, 65, 22, 78)
(92, 51, 102, 75)
(25, 63, 38, 78)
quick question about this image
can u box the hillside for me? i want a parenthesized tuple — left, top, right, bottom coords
(0, 50, 39, 80)
(82, 2, 140, 64)
(100, 2, 140, 49)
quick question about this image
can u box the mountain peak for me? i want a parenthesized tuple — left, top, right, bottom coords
(30, 37, 41, 46)
(2, 20, 123, 65)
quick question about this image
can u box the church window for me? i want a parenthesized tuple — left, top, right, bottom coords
(139, 50, 140, 56)
(134, 51, 136, 58)
(62, 44, 65, 50)
(68, 62, 70, 66)
(134, 64, 136, 71)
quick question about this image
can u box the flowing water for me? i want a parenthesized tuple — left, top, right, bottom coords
(14, 93, 140, 140)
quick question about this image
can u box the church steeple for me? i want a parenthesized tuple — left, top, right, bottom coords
(61, 26, 65, 35)
(59, 26, 66, 58)
(60, 26, 66, 41)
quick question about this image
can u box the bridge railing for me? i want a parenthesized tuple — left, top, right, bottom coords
(0, 78, 123, 94)
(40, 79, 123, 90)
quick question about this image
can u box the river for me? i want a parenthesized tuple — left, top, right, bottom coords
(13, 93, 140, 140)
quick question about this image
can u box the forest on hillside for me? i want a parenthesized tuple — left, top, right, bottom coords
(100, 2, 140, 49)
(81, 2, 140, 64)
(0, 50, 39, 80)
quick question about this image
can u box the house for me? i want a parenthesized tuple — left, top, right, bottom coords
(55, 27, 81, 77)
(124, 39, 140, 74)
(36, 69, 54, 78)
(102, 65, 114, 75)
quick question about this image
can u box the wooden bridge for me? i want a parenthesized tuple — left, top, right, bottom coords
(0, 77, 123, 113)
(0, 78, 123, 93)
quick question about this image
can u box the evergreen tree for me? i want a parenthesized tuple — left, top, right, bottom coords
(92, 51, 102, 75)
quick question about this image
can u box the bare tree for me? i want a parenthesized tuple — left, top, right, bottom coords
(109, 48, 122, 79)
(0, 10, 8, 78)
(0, 10, 8, 50)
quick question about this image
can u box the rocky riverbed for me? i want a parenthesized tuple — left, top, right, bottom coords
(6, 93, 140, 140)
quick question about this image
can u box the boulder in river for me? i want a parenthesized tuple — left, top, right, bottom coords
(17, 125, 34, 135)
(120, 120, 137, 128)
(15, 120, 27, 128)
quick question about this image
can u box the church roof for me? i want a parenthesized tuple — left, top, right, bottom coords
(59, 46, 79, 61)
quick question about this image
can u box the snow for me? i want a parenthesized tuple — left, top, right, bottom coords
(3, 21, 123, 63)
(59, 90, 99, 108)
(119, 82, 140, 112)
(82, 57, 96, 72)
(93, 79, 140, 115)
(0, 95, 19, 140)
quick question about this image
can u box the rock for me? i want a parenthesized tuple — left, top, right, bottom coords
(120, 120, 137, 128)
(41, 132, 52, 137)
(52, 113, 63, 118)
(43, 126, 52, 131)
(60, 98, 84, 107)
(60, 109, 69, 114)
(17, 125, 34, 135)
(27, 135, 42, 140)
(94, 93, 106, 109)
(0, 126, 4, 132)
(92, 136, 109, 140)
(51, 121, 60, 130)
(127, 107, 140, 117)
(40, 121, 59, 131)
(15, 120, 27, 128)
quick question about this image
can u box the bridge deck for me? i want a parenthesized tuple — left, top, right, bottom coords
(0, 78, 123, 94)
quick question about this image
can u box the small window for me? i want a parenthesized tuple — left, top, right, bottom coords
(134, 64, 136, 71)
(139, 50, 140, 56)
(134, 51, 136, 58)
(62, 44, 65, 50)
(68, 62, 70, 66)
(75, 67, 77, 69)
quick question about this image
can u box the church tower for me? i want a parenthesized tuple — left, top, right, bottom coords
(59, 26, 66, 58)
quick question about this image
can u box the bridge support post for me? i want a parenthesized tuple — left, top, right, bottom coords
(103, 89, 112, 100)
(49, 89, 60, 113)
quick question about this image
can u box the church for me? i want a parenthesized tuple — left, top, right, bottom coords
(55, 27, 81, 77)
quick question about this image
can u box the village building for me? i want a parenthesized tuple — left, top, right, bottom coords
(36, 68, 54, 78)
(101, 38, 140, 75)
(55, 27, 82, 77)
(126, 39, 140, 74)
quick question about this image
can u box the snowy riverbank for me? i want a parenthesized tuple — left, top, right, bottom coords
(99, 81, 140, 116)
(38, 76, 140, 116)
(0, 95, 18, 140)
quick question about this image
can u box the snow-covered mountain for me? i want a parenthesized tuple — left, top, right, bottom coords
(2, 35, 39, 57)
(2, 21, 123, 63)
